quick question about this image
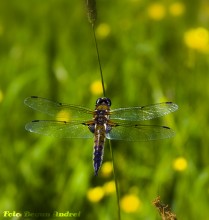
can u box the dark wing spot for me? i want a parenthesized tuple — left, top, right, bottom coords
(162, 126, 170, 129)
(32, 120, 39, 122)
(31, 96, 38, 98)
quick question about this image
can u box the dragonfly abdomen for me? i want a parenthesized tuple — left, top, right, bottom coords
(93, 125, 106, 176)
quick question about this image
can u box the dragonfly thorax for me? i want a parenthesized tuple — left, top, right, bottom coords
(94, 98, 111, 123)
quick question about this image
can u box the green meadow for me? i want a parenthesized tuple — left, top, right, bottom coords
(0, 0, 209, 219)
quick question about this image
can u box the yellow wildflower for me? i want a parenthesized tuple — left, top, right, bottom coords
(87, 187, 105, 203)
(184, 27, 209, 53)
(173, 157, 188, 171)
(56, 110, 71, 122)
(96, 23, 111, 39)
(100, 161, 113, 177)
(169, 2, 185, 16)
(147, 3, 166, 20)
(120, 194, 141, 213)
(90, 80, 104, 96)
(103, 181, 116, 195)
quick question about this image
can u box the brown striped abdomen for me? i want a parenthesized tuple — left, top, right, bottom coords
(93, 125, 106, 176)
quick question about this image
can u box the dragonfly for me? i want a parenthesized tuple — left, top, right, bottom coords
(24, 96, 178, 175)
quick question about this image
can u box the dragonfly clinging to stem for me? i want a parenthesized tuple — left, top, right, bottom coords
(25, 96, 178, 175)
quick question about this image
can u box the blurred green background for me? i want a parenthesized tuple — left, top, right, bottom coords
(0, 0, 209, 219)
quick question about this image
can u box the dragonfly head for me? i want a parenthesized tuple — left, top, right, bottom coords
(96, 97, 111, 107)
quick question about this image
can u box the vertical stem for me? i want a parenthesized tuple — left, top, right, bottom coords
(92, 24, 106, 97)
(86, 1, 121, 219)
(109, 140, 121, 220)
(92, 25, 121, 219)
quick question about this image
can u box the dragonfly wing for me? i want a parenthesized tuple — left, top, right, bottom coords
(106, 123, 175, 141)
(110, 102, 178, 121)
(25, 120, 94, 138)
(24, 96, 93, 121)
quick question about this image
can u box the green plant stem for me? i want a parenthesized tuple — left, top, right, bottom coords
(109, 140, 121, 220)
(91, 24, 121, 220)
(92, 24, 106, 97)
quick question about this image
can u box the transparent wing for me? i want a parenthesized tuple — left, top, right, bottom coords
(24, 96, 93, 121)
(25, 120, 94, 138)
(110, 102, 178, 121)
(106, 123, 175, 141)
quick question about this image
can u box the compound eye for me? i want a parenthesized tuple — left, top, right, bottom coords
(106, 98, 111, 106)
(96, 98, 102, 105)
(96, 97, 112, 106)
